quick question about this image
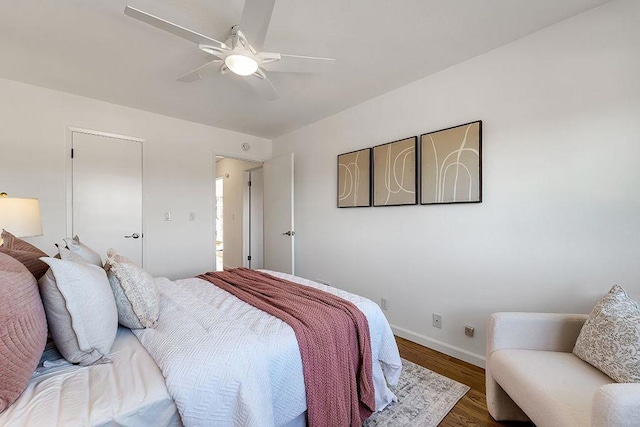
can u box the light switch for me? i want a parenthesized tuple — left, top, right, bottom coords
(189, 212, 196, 221)
(164, 212, 171, 221)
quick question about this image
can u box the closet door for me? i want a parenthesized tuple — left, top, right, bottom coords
(72, 131, 143, 266)
(263, 153, 294, 274)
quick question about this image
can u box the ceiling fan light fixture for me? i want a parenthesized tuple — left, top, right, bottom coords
(225, 54, 259, 76)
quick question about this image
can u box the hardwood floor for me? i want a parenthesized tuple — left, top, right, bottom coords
(396, 336, 534, 427)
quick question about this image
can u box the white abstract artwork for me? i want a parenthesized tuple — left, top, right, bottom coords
(373, 137, 417, 206)
(421, 121, 482, 204)
(338, 148, 371, 207)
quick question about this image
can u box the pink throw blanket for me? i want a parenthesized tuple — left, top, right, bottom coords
(197, 268, 375, 427)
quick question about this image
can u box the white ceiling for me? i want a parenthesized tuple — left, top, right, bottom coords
(0, 0, 611, 139)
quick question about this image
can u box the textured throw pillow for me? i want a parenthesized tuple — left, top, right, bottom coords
(104, 249, 159, 329)
(63, 235, 102, 266)
(38, 257, 117, 365)
(0, 229, 49, 280)
(573, 285, 640, 383)
(0, 252, 48, 413)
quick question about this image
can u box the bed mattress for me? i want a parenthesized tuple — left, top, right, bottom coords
(132, 271, 401, 427)
(0, 327, 181, 427)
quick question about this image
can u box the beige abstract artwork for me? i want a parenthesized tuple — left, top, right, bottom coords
(338, 148, 370, 207)
(373, 137, 417, 206)
(421, 121, 482, 204)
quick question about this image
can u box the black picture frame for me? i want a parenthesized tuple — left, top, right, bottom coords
(337, 148, 372, 208)
(372, 136, 418, 207)
(419, 120, 482, 205)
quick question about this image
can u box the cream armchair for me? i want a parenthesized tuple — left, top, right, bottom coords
(486, 312, 640, 427)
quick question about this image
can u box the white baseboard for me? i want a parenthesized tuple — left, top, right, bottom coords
(391, 324, 486, 368)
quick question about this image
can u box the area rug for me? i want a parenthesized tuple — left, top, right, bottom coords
(364, 358, 470, 427)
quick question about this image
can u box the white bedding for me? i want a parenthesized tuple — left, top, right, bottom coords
(0, 327, 181, 427)
(133, 271, 402, 427)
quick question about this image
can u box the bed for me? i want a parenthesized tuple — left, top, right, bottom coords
(0, 269, 401, 427)
(0, 327, 181, 426)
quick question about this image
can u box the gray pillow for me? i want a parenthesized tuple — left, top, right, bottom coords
(38, 257, 118, 365)
(573, 285, 640, 383)
(57, 245, 88, 264)
(63, 235, 102, 266)
(104, 249, 159, 329)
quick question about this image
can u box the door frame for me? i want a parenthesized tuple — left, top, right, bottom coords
(242, 166, 264, 268)
(212, 152, 264, 271)
(65, 126, 145, 263)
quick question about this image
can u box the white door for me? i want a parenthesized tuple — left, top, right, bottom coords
(72, 132, 143, 266)
(263, 153, 294, 274)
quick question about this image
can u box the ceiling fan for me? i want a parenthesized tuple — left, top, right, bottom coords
(124, 0, 335, 101)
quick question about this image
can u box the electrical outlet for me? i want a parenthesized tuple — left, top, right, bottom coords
(465, 325, 475, 337)
(432, 313, 442, 329)
(189, 212, 196, 221)
(164, 212, 171, 221)
(380, 298, 388, 311)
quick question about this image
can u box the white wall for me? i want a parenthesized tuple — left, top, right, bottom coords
(215, 158, 263, 269)
(0, 78, 271, 279)
(273, 0, 640, 366)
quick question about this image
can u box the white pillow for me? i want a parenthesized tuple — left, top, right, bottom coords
(38, 257, 118, 365)
(63, 235, 102, 266)
(104, 249, 159, 329)
(573, 285, 640, 383)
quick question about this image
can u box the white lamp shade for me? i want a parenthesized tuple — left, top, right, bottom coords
(0, 197, 43, 238)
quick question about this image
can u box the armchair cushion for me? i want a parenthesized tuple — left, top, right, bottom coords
(490, 349, 612, 426)
(592, 383, 640, 427)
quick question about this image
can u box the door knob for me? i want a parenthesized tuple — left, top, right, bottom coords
(282, 231, 295, 236)
(124, 233, 140, 239)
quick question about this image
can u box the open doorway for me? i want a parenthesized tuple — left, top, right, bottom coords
(215, 157, 263, 270)
(215, 177, 224, 271)
(243, 167, 263, 269)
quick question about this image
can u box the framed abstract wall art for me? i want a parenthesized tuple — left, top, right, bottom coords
(372, 136, 417, 207)
(420, 121, 482, 205)
(337, 148, 371, 207)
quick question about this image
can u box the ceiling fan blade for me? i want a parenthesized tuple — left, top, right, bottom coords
(263, 54, 336, 73)
(244, 73, 280, 101)
(124, 6, 224, 47)
(177, 59, 223, 82)
(239, 0, 276, 51)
